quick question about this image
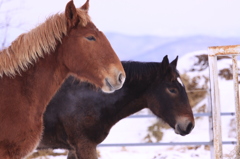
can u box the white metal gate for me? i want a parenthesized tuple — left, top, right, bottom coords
(208, 45, 240, 159)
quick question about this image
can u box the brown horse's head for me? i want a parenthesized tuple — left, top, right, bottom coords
(59, 0, 125, 93)
(147, 56, 195, 136)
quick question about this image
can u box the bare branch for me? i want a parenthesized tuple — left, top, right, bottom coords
(0, 0, 24, 49)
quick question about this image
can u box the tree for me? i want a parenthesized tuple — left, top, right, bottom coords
(0, 0, 23, 49)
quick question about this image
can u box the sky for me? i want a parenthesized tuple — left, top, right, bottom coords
(1, 0, 240, 45)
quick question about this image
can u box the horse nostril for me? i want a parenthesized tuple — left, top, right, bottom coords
(118, 72, 125, 84)
(186, 122, 194, 133)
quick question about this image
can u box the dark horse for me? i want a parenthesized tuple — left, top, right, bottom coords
(38, 56, 195, 159)
(0, 1, 125, 158)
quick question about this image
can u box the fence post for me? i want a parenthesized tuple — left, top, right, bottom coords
(208, 50, 223, 159)
(207, 89, 214, 158)
(208, 45, 240, 159)
(232, 55, 240, 158)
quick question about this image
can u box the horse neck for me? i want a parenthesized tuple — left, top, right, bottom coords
(27, 53, 68, 105)
(1, 49, 68, 111)
(106, 61, 160, 124)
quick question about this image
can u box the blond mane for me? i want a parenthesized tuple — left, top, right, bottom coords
(0, 8, 90, 77)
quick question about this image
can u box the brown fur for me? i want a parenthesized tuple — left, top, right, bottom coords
(0, 1, 125, 158)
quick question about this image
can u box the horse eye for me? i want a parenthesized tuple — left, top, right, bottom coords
(169, 88, 177, 94)
(85, 36, 96, 41)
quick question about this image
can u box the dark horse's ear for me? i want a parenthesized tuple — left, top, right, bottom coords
(170, 56, 178, 68)
(65, 0, 80, 28)
(80, 0, 90, 12)
(161, 55, 170, 74)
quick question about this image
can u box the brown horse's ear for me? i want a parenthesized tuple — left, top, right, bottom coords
(161, 55, 170, 73)
(65, 0, 79, 28)
(80, 0, 90, 12)
(170, 56, 178, 68)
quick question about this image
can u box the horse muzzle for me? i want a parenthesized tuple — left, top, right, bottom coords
(101, 71, 126, 93)
(174, 116, 195, 136)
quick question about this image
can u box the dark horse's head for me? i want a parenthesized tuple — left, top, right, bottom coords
(146, 55, 194, 136)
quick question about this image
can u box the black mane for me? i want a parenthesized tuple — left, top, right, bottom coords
(66, 61, 162, 90)
(122, 61, 161, 83)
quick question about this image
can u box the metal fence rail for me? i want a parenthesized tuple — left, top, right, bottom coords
(98, 112, 236, 148)
(126, 112, 235, 118)
(98, 141, 236, 147)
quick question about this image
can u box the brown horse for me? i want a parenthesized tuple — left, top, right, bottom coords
(38, 56, 195, 159)
(0, 1, 125, 158)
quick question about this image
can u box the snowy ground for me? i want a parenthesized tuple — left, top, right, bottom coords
(34, 51, 237, 159)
